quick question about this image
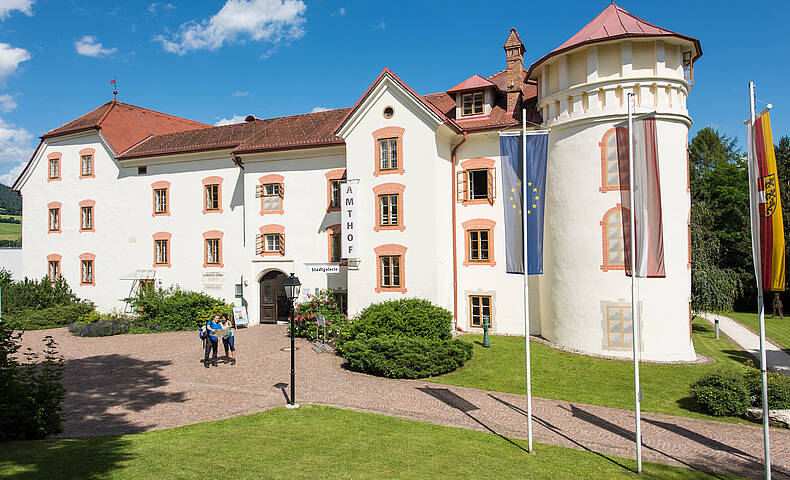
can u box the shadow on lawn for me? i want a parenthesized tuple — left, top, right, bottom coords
(60, 354, 186, 437)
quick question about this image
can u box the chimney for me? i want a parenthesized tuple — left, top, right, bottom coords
(503, 28, 525, 113)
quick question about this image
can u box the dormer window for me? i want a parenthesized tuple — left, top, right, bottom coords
(461, 92, 484, 116)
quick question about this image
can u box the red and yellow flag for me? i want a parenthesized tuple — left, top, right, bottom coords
(753, 110, 785, 291)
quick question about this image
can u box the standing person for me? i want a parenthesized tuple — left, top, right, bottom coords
(220, 313, 236, 365)
(203, 315, 222, 368)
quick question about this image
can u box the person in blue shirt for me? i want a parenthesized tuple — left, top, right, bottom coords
(203, 315, 222, 367)
(220, 313, 236, 365)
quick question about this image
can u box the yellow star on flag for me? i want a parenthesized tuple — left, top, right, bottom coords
(533, 187, 538, 192)
(532, 204, 537, 208)
(527, 182, 532, 186)
(527, 210, 531, 214)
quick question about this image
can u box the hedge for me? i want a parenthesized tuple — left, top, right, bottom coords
(338, 298, 452, 348)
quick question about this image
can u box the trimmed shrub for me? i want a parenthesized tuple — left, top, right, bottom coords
(196, 303, 234, 326)
(125, 287, 227, 333)
(341, 334, 473, 379)
(339, 299, 452, 348)
(0, 321, 65, 440)
(690, 370, 750, 416)
(5, 303, 94, 330)
(743, 368, 790, 410)
(291, 289, 346, 339)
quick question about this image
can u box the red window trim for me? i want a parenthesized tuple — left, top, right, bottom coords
(599, 128, 625, 193)
(202, 176, 224, 214)
(459, 157, 496, 206)
(325, 168, 346, 212)
(372, 182, 405, 232)
(79, 148, 96, 179)
(462, 218, 496, 267)
(372, 126, 405, 176)
(203, 230, 224, 268)
(326, 224, 347, 265)
(47, 254, 62, 281)
(600, 203, 628, 272)
(78, 199, 95, 232)
(47, 152, 61, 182)
(151, 180, 171, 217)
(259, 174, 284, 215)
(79, 252, 96, 286)
(258, 224, 285, 257)
(374, 243, 407, 294)
(152, 231, 172, 268)
(47, 201, 62, 234)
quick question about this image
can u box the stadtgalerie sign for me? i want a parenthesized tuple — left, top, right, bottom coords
(341, 180, 358, 259)
(305, 263, 341, 274)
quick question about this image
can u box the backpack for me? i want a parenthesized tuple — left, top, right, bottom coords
(198, 325, 207, 340)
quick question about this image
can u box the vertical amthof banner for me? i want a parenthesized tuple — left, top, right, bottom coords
(341, 180, 359, 259)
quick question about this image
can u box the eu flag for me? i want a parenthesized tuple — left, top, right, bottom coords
(499, 132, 548, 275)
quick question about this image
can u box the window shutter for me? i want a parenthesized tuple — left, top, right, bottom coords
(255, 184, 263, 198)
(255, 234, 263, 255)
(278, 233, 285, 256)
(456, 171, 467, 203)
(487, 167, 496, 205)
(278, 183, 285, 198)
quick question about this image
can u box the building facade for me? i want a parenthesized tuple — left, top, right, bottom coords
(11, 4, 702, 361)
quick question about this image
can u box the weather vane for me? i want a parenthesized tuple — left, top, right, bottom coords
(111, 76, 118, 101)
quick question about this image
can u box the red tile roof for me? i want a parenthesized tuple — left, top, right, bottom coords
(447, 74, 498, 93)
(42, 101, 209, 155)
(529, 3, 702, 76)
(234, 108, 350, 154)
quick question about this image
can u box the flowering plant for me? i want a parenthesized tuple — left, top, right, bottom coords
(289, 289, 347, 339)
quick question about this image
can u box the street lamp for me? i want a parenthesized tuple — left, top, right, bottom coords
(283, 273, 301, 409)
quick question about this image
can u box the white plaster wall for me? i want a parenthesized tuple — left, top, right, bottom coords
(18, 133, 243, 311)
(343, 86, 450, 316)
(0, 248, 22, 279)
(241, 147, 347, 326)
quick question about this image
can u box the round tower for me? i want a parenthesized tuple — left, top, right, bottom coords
(528, 4, 702, 361)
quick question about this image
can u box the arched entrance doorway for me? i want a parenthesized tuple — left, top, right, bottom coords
(259, 270, 290, 324)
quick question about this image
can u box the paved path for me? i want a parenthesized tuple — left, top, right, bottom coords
(700, 313, 790, 377)
(19, 325, 790, 480)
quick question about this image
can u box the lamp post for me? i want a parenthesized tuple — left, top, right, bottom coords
(283, 273, 301, 409)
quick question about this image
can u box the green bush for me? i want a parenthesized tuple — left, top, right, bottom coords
(196, 303, 234, 326)
(0, 274, 96, 330)
(743, 368, 790, 410)
(67, 312, 133, 337)
(291, 289, 346, 339)
(342, 334, 473, 379)
(338, 299, 452, 348)
(4, 304, 95, 330)
(0, 321, 65, 440)
(689, 370, 750, 416)
(125, 287, 227, 333)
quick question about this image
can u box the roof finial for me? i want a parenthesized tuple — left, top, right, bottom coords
(111, 76, 118, 102)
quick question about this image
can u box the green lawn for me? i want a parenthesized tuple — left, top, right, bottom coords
(429, 317, 751, 423)
(0, 215, 21, 242)
(727, 311, 790, 351)
(0, 406, 742, 480)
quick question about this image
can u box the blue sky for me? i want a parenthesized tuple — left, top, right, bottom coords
(0, 0, 787, 185)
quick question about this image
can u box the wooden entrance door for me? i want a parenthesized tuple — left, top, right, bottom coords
(259, 271, 288, 323)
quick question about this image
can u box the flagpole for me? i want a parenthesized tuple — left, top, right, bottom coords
(522, 107, 533, 453)
(626, 92, 643, 474)
(748, 80, 771, 480)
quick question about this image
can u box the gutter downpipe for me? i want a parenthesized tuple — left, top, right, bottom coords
(451, 131, 467, 333)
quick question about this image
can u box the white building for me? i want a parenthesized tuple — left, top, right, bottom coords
(11, 4, 701, 361)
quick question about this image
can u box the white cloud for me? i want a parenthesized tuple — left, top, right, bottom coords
(0, 0, 33, 21)
(310, 106, 330, 113)
(232, 90, 248, 97)
(148, 2, 176, 14)
(331, 7, 345, 16)
(0, 94, 17, 112)
(155, 0, 306, 55)
(373, 21, 386, 31)
(0, 161, 26, 187)
(0, 43, 30, 83)
(214, 115, 246, 126)
(74, 36, 117, 58)
(0, 117, 34, 186)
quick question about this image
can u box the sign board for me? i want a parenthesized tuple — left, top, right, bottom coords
(202, 271, 224, 288)
(232, 306, 249, 326)
(304, 263, 340, 274)
(341, 180, 359, 259)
